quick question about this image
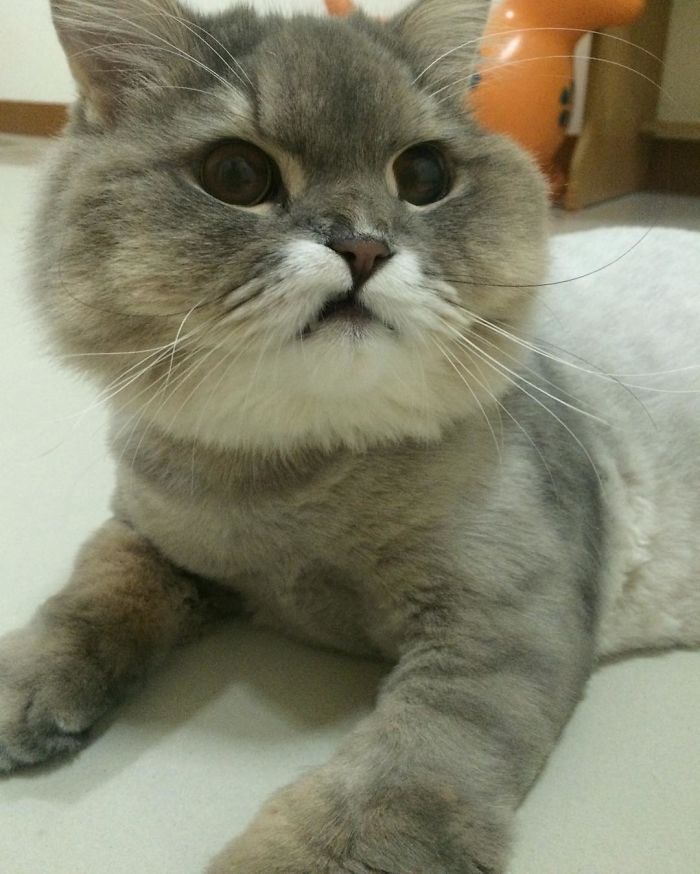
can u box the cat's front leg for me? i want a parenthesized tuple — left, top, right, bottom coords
(209, 580, 594, 874)
(0, 518, 224, 771)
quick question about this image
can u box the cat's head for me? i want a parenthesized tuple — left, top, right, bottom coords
(35, 0, 548, 454)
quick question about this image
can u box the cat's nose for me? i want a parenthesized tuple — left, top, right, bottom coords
(328, 237, 392, 287)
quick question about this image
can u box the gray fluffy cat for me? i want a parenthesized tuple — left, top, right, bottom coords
(1, 0, 699, 871)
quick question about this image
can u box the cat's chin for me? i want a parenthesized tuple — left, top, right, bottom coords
(117, 329, 507, 457)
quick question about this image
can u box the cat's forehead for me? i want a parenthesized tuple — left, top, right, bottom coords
(249, 17, 438, 168)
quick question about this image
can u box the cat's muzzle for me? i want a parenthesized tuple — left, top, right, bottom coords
(302, 290, 392, 337)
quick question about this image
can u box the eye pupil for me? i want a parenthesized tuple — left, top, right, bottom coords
(393, 144, 451, 206)
(200, 141, 274, 206)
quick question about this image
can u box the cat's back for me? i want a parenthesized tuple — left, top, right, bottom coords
(534, 225, 700, 655)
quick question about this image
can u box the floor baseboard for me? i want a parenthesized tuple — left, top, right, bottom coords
(0, 101, 69, 137)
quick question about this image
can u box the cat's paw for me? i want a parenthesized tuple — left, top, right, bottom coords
(207, 773, 502, 874)
(0, 628, 114, 772)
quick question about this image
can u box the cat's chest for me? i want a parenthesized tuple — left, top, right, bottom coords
(117, 476, 386, 652)
(121, 479, 356, 569)
(112, 429, 483, 651)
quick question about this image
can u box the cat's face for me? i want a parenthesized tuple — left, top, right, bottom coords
(35, 0, 547, 453)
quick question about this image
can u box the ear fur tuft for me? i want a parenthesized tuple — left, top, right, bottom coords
(50, 0, 194, 122)
(392, 0, 490, 99)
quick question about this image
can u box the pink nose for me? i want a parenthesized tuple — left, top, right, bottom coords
(328, 237, 392, 286)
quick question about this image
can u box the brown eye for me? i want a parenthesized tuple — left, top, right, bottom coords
(393, 143, 451, 206)
(200, 140, 275, 206)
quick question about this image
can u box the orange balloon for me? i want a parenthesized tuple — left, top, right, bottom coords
(470, 0, 645, 171)
(325, 0, 355, 15)
(325, 0, 646, 181)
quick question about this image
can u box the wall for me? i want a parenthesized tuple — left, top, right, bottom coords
(0, 0, 409, 104)
(0, 0, 75, 102)
(657, 0, 700, 123)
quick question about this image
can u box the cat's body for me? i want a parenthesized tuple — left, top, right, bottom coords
(1, 0, 699, 871)
(110, 230, 700, 666)
(537, 231, 700, 656)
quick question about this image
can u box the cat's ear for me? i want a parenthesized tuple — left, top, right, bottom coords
(391, 0, 490, 99)
(50, 0, 195, 123)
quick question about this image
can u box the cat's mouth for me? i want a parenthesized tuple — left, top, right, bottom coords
(302, 292, 391, 337)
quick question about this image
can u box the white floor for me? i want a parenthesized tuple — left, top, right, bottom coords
(1, 134, 699, 874)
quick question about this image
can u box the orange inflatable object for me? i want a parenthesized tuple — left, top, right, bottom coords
(326, 0, 354, 14)
(470, 0, 646, 173)
(325, 0, 646, 183)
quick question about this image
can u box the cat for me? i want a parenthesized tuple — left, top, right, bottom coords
(1, 0, 699, 872)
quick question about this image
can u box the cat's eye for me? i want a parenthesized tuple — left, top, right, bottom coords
(200, 140, 276, 206)
(393, 143, 451, 206)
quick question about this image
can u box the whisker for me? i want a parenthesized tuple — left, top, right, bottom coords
(451, 307, 656, 423)
(432, 336, 503, 461)
(465, 321, 601, 416)
(454, 330, 603, 488)
(164, 301, 205, 391)
(435, 333, 560, 500)
(239, 325, 283, 417)
(440, 318, 611, 429)
(62, 36, 235, 92)
(113, 316, 212, 459)
(114, 340, 211, 467)
(58, 340, 195, 359)
(439, 226, 656, 291)
(53, 6, 237, 93)
(412, 27, 664, 85)
(65, 319, 209, 436)
(430, 55, 673, 109)
(148, 84, 220, 97)
(61, 345, 178, 425)
(135, 0, 252, 89)
(158, 336, 239, 437)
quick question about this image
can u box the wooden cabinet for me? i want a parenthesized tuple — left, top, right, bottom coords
(566, 0, 700, 207)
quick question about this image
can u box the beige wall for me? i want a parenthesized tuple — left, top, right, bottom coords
(657, 0, 700, 124)
(2, 0, 695, 126)
(0, 0, 409, 104)
(0, 0, 75, 102)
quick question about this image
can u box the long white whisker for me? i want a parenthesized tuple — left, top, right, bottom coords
(442, 225, 655, 291)
(135, 0, 252, 88)
(64, 36, 236, 92)
(159, 337, 237, 436)
(431, 55, 673, 110)
(59, 340, 195, 359)
(239, 324, 281, 416)
(443, 327, 603, 488)
(466, 323, 601, 417)
(54, 8, 235, 92)
(108, 333, 209, 440)
(61, 345, 178, 426)
(115, 341, 210, 467)
(435, 333, 560, 499)
(440, 319, 611, 429)
(412, 27, 664, 85)
(457, 310, 665, 415)
(164, 301, 204, 391)
(431, 337, 502, 462)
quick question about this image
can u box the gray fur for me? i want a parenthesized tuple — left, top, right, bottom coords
(1, 1, 698, 872)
